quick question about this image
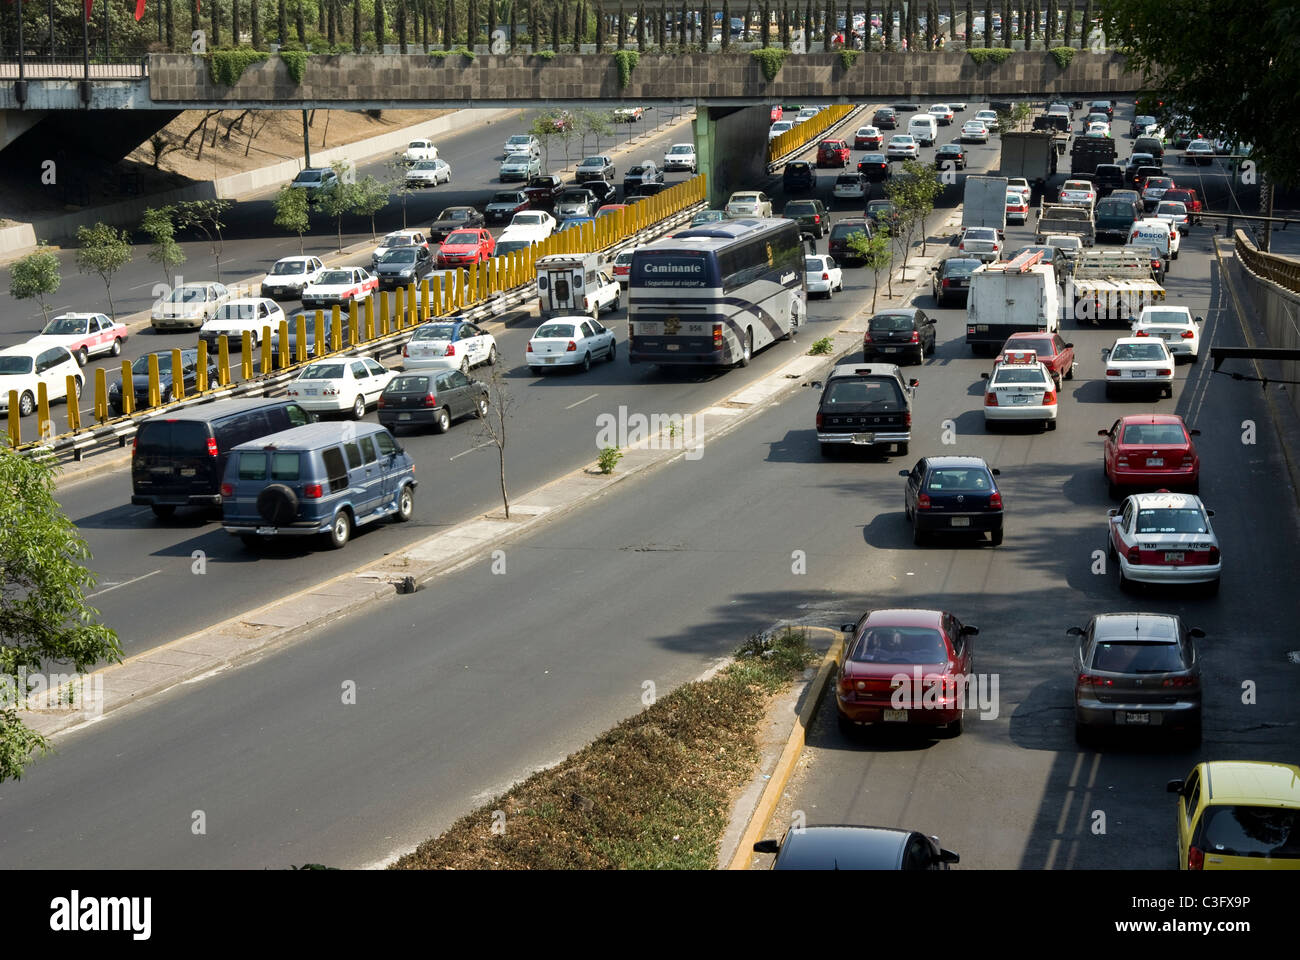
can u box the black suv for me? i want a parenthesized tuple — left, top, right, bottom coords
(873, 107, 898, 130)
(828, 218, 873, 263)
(1093, 163, 1127, 198)
(864, 308, 937, 365)
(930, 257, 981, 307)
(815, 362, 918, 458)
(783, 199, 829, 238)
(783, 161, 816, 191)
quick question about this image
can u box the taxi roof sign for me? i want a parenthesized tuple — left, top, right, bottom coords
(1002, 349, 1039, 364)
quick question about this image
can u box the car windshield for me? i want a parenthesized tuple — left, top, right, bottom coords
(1092, 642, 1186, 674)
(870, 314, 914, 332)
(627, 166, 646, 175)
(868, 203, 893, 214)
(926, 468, 992, 492)
(299, 363, 345, 380)
(168, 286, 211, 302)
(0, 356, 35, 375)
(295, 171, 322, 183)
(271, 260, 308, 275)
(1202, 806, 1300, 858)
(824, 378, 903, 407)
(408, 141, 427, 149)
(383, 235, 414, 247)
(316, 271, 351, 284)
(444, 231, 479, 244)
(668, 146, 692, 155)
(132, 353, 177, 374)
(559, 191, 590, 201)
(1157, 203, 1188, 215)
(852, 627, 948, 665)
(491, 192, 521, 203)
(535, 323, 576, 339)
(1122, 423, 1187, 445)
(381, 249, 418, 263)
(1111, 343, 1167, 361)
(1135, 507, 1208, 534)
(830, 224, 867, 240)
(43, 317, 89, 335)
(495, 241, 531, 255)
(442, 209, 470, 220)
(580, 157, 605, 165)
(507, 136, 530, 146)
(413, 160, 438, 170)
(414, 323, 457, 341)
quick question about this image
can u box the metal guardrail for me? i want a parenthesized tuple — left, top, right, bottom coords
(0, 57, 149, 79)
(1236, 229, 1300, 297)
(16, 201, 707, 468)
(766, 103, 858, 170)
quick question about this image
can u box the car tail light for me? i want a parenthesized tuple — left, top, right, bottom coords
(1162, 676, 1199, 688)
(132, 435, 139, 456)
(303, 483, 323, 499)
(863, 332, 873, 343)
(402, 345, 410, 357)
(220, 482, 234, 497)
(444, 343, 456, 356)
(988, 491, 1002, 509)
(207, 438, 219, 457)
(1106, 369, 1121, 377)
(1135, 329, 1149, 337)
(377, 396, 386, 409)
(910, 331, 919, 343)
(423, 392, 437, 407)
(958, 242, 965, 251)
(1181, 453, 1194, 466)
(1043, 390, 1057, 405)
(821, 272, 830, 280)
(1208, 546, 1220, 563)
(1127, 546, 1141, 564)
(985, 392, 998, 406)
(1077, 673, 1113, 687)
(1187, 846, 1204, 870)
(1158, 368, 1172, 376)
(816, 412, 824, 429)
(527, 342, 534, 352)
(917, 493, 931, 510)
(903, 412, 911, 426)
(1116, 455, 1129, 467)
(566, 341, 577, 352)
(942, 278, 952, 287)
(712, 325, 723, 349)
(1181, 330, 1195, 339)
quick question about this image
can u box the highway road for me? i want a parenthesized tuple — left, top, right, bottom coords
(6, 99, 1296, 870)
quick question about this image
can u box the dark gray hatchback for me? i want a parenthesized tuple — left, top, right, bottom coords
(378, 369, 488, 434)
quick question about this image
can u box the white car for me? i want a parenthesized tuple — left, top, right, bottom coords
(663, 143, 698, 173)
(769, 120, 795, 141)
(981, 349, 1058, 431)
(1130, 218, 1181, 262)
(503, 210, 557, 241)
(300, 267, 379, 309)
(500, 152, 543, 182)
(371, 230, 430, 269)
(402, 139, 439, 164)
(804, 255, 844, 298)
(1107, 490, 1221, 593)
(1104, 337, 1176, 398)
(260, 256, 325, 300)
(401, 318, 498, 372)
(958, 227, 1002, 263)
(974, 110, 999, 132)
(1006, 178, 1032, 204)
(793, 108, 819, 126)
(833, 173, 867, 200)
(502, 134, 541, 160)
(725, 191, 773, 217)
(1044, 234, 1085, 260)
(0, 343, 82, 416)
(928, 104, 954, 125)
(198, 298, 287, 349)
(1183, 139, 1216, 165)
(1005, 191, 1029, 225)
(150, 281, 232, 331)
(960, 120, 989, 143)
(405, 158, 452, 188)
(886, 134, 919, 160)
(1058, 179, 1097, 209)
(285, 356, 394, 419)
(1154, 200, 1191, 235)
(27, 312, 127, 366)
(1131, 306, 1203, 362)
(526, 316, 617, 373)
(1086, 121, 1111, 138)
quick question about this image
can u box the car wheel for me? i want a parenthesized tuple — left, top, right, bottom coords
(18, 391, 35, 417)
(738, 328, 753, 368)
(325, 511, 352, 550)
(837, 712, 858, 738)
(1065, 361, 1075, 380)
(351, 394, 366, 420)
(897, 442, 909, 457)
(75, 347, 89, 366)
(395, 484, 415, 522)
(433, 406, 451, 434)
(238, 534, 263, 551)
(110, 338, 123, 357)
(912, 521, 926, 546)
(1189, 351, 1199, 364)
(944, 713, 964, 738)
(614, 292, 621, 311)
(581, 352, 592, 373)
(1074, 724, 1094, 748)
(476, 397, 488, 418)
(150, 504, 176, 520)
(460, 357, 470, 374)
(820, 443, 835, 458)
(915, 341, 925, 364)
(1205, 577, 1220, 598)
(529, 365, 543, 375)
(1107, 477, 1121, 499)
(1164, 384, 1174, 399)
(1182, 717, 1202, 748)
(825, 284, 833, 300)
(1104, 383, 1114, 400)
(486, 345, 497, 366)
(1118, 566, 1133, 593)
(607, 340, 617, 362)
(1046, 418, 1057, 431)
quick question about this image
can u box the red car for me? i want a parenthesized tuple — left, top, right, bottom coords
(854, 126, 884, 150)
(1099, 414, 1202, 497)
(817, 139, 851, 168)
(1163, 188, 1203, 224)
(770, 105, 783, 122)
(595, 203, 628, 219)
(837, 609, 977, 737)
(997, 332, 1075, 389)
(436, 228, 495, 268)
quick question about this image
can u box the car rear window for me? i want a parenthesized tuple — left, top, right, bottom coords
(1097, 200, 1135, 216)
(1122, 423, 1186, 445)
(1007, 338, 1053, 355)
(271, 452, 301, 480)
(870, 314, 915, 332)
(1201, 806, 1300, 859)
(1092, 641, 1186, 673)
(1136, 507, 1208, 534)
(824, 377, 904, 408)
(300, 363, 345, 379)
(237, 452, 267, 480)
(135, 421, 210, 457)
(992, 368, 1049, 385)
(836, 174, 861, 185)
(830, 223, 868, 240)
(926, 468, 993, 492)
(388, 375, 430, 393)
(851, 627, 948, 665)
(785, 202, 816, 215)
(1110, 343, 1167, 361)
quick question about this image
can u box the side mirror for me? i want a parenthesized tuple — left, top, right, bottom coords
(1098, 429, 1109, 437)
(960, 625, 979, 636)
(909, 379, 919, 388)
(980, 372, 990, 380)
(1195, 316, 1204, 324)
(1189, 628, 1207, 639)
(936, 848, 960, 865)
(898, 470, 910, 478)
(1166, 779, 1185, 795)
(840, 623, 857, 635)
(1066, 626, 1085, 637)
(1065, 342, 1074, 348)
(752, 839, 780, 854)
(1107, 508, 1119, 518)
(1205, 509, 1214, 517)
(1189, 428, 1201, 436)
(990, 468, 1000, 476)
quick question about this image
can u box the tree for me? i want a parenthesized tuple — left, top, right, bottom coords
(0, 449, 122, 783)
(760, 0, 769, 45)
(8, 246, 61, 328)
(252, 0, 263, 48)
(1061, 0, 1072, 47)
(821, 0, 830, 49)
(313, 160, 364, 251)
(722, 0, 731, 49)
(743, 0, 751, 41)
(175, 199, 234, 283)
(353, 175, 391, 241)
(891, 158, 943, 256)
(851, 226, 893, 311)
(274, 184, 313, 253)
(883, 1, 892, 47)
(474, 357, 515, 518)
(528, 111, 560, 167)
(578, 108, 612, 155)
(617, 1, 626, 47)
(1081, 0, 1093, 49)
(552, 4, 561, 49)
(74, 223, 132, 320)
(140, 206, 186, 287)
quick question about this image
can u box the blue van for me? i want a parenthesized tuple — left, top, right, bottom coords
(220, 421, 417, 549)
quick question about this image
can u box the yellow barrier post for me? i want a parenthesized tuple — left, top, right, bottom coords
(456, 269, 466, 311)
(421, 276, 431, 317)
(278, 319, 289, 369)
(171, 348, 186, 400)
(349, 299, 359, 346)
(94, 368, 107, 423)
(330, 304, 342, 352)
(364, 296, 375, 340)
(216, 337, 230, 388)
(395, 286, 406, 330)
(121, 360, 134, 415)
(379, 291, 390, 334)
(36, 382, 50, 441)
(240, 333, 253, 381)
(196, 341, 209, 393)
(261, 325, 273, 375)
(149, 352, 164, 405)
(478, 261, 488, 302)
(65, 375, 80, 433)
(297, 314, 309, 365)
(8, 393, 19, 446)
(314, 310, 326, 359)
(407, 281, 418, 323)
(468, 262, 479, 306)
(429, 275, 441, 318)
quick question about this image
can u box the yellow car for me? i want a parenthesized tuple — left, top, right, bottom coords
(1167, 761, 1300, 869)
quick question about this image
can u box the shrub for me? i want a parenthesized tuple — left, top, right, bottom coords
(837, 49, 860, 70)
(807, 336, 833, 355)
(967, 47, 1014, 66)
(536, 49, 557, 60)
(207, 48, 270, 86)
(597, 446, 623, 474)
(279, 50, 308, 84)
(750, 47, 787, 82)
(1048, 46, 1075, 70)
(614, 49, 639, 88)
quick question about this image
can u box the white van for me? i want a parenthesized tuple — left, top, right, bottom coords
(908, 114, 938, 147)
(1129, 218, 1180, 264)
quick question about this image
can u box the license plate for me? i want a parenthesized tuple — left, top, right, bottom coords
(399, 413, 411, 421)
(975, 324, 989, 332)
(304, 388, 318, 395)
(1164, 551, 1185, 562)
(544, 357, 556, 364)
(882, 346, 900, 352)
(1131, 370, 1147, 378)
(851, 433, 875, 444)
(1146, 458, 1163, 467)
(1124, 712, 1150, 725)
(1011, 395, 1030, 404)
(180, 468, 196, 477)
(666, 344, 679, 351)
(255, 526, 277, 536)
(883, 709, 908, 722)
(951, 516, 971, 527)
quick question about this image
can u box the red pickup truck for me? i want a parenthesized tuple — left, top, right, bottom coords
(524, 175, 565, 207)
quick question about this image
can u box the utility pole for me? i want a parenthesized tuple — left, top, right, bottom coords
(1261, 176, 1274, 253)
(302, 109, 312, 167)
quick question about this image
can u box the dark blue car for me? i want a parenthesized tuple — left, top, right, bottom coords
(899, 455, 1003, 546)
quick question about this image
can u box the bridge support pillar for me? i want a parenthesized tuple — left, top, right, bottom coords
(696, 104, 771, 210)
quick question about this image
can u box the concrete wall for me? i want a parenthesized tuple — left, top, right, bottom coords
(1235, 233, 1300, 422)
(147, 51, 1143, 108)
(697, 105, 771, 209)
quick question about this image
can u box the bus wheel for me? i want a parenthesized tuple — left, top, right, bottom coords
(737, 329, 753, 367)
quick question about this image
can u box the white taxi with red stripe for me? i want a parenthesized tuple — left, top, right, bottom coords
(980, 350, 1058, 431)
(301, 266, 379, 309)
(1107, 490, 1221, 594)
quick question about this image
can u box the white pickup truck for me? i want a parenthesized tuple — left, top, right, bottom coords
(402, 139, 439, 164)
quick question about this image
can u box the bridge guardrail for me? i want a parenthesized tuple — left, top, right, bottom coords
(766, 103, 870, 173)
(1235, 229, 1300, 297)
(766, 104, 856, 168)
(11, 177, 709, 466)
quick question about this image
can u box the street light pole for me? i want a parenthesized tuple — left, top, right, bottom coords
(16, 0, 26, 103)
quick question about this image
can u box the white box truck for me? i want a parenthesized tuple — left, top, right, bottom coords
(962, 176, 1009, 235)
(965, 251, 1060, 354)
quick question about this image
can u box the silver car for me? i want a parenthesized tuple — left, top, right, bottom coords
(1069, 613, 1204, 746)
(526, 316, 616, 373)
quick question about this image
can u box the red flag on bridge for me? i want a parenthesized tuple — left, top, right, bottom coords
(79, 0, 155, 21)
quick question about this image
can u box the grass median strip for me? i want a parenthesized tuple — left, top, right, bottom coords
(390, 628, 816, 870)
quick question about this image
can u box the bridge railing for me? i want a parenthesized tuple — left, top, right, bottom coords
(8, 174, 709, 460)
(767, 104, 855, 166)
(1235, 230, 1300, 297)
